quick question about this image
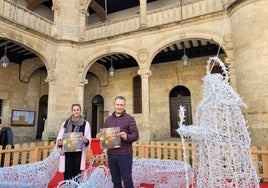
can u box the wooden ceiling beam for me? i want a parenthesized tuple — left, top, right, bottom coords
(26, 0, 49, 11)
(89, 0, 107, 21)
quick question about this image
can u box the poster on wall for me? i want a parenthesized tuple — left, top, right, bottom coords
(11, 110, 35, 126)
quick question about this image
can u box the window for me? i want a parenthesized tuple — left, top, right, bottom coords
(133, 75, 142, 114)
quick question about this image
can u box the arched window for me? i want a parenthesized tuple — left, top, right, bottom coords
(133, 75, 142, 114)
(169, 86, 192, 137)
(92, 95, 104, 138)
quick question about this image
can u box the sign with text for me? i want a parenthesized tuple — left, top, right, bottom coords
(62, 132, 83, 152)
(100, 127, 121, 149)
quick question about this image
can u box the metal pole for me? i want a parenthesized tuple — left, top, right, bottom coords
(105, 0, 107, 20)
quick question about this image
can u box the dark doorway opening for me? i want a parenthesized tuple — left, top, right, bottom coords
(91, 95, 104, 138)
(36, 95, 48, 139)
(169, 86, 192, 137)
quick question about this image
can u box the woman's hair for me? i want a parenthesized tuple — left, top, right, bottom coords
(71, 103, 81, 110)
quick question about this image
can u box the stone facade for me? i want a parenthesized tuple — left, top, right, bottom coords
(0, 0, 267, 145)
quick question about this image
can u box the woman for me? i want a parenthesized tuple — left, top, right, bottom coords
(56, 103, 91, 180)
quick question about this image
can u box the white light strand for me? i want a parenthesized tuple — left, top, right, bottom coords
(0, 148, 60, 187)
(57, 157, 193, 188)
(178, 105, 191, 188)
(177, 56, 260, 188)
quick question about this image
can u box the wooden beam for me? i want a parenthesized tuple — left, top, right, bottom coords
(26, 0, 49, 11)
(90, 0, 107, 21)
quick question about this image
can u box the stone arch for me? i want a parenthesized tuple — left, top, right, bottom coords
(81, 0, 107, 21)
(84, 0, 93, 10)
(0, 33, 55, 83)
(17, 50, 53, 83)
(19, 57, 46, 83)
(88, 63, 108, 86)
(81, 46, 140, 84)
(148, 28, 231, 68)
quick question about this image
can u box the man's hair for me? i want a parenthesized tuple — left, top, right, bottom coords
(114, 96, 126, 101)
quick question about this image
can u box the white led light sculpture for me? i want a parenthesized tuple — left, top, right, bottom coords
(177, 56, 260, 188)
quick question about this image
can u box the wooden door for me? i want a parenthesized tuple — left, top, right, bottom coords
(169, 96, 192, 137)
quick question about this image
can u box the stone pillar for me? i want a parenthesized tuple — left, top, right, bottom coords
(52, 1, 84, 41)
(79, 8, 88, 41)
(137, 48, 152, 141)
(138, 48, 152, 141)
(222, 34, 237, 91)
(139, 0, 147, 28)
(229, 0, 268, 145)
(42, 45, 83, 141)
(138, 69, 152, 141)
(77, 63, 88, 108)
(42, 72, 56, 141)
(225, 57, 237, 91)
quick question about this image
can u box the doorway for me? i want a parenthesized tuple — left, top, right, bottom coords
(169, 86, 192, 137)
(36, 95, 48, 139)
(91, 95, 104, 138)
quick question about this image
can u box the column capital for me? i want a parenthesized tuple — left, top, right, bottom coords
(224, 57, 235, 68)
(45, 75, 56, 84)
(79, 78, 88, 86)
(138, 69, 152, 77)
(223, 34, 234, 51)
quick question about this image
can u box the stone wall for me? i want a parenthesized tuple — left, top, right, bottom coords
(0, 63, 48, 143)
(229, 0, 268, 145)
(0, 0, 267, 145)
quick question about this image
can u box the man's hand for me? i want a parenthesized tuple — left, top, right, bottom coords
(119, 131, 127, 140)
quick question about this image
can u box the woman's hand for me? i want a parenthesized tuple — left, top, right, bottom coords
(82, 136, 89, 144)
(57, 139, 63, 147)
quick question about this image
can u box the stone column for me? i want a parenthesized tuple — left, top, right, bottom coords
(79, 8, 88, 41)
(225, 57, 237, 91)
(77, 62, 88, 109)
(52, 1, 83, 41)
(137, 48, 152, 141)
(139, 0, 147, 28)
(42, 73, 56, 141)
(42, 46, 82, 140)
(138, 69, 152, 141)
(222, 34, 237, 91)
(229, 0, 268, 145)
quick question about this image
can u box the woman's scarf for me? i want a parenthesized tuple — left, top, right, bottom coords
(64, 116, 85, 133)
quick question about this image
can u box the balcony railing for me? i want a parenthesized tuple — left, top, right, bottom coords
(0, 0, 236, 41)
(0, 0, 53, 36)
(84, 0, 235, 41)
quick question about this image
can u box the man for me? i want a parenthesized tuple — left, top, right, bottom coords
(102, 96, 139, 188)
